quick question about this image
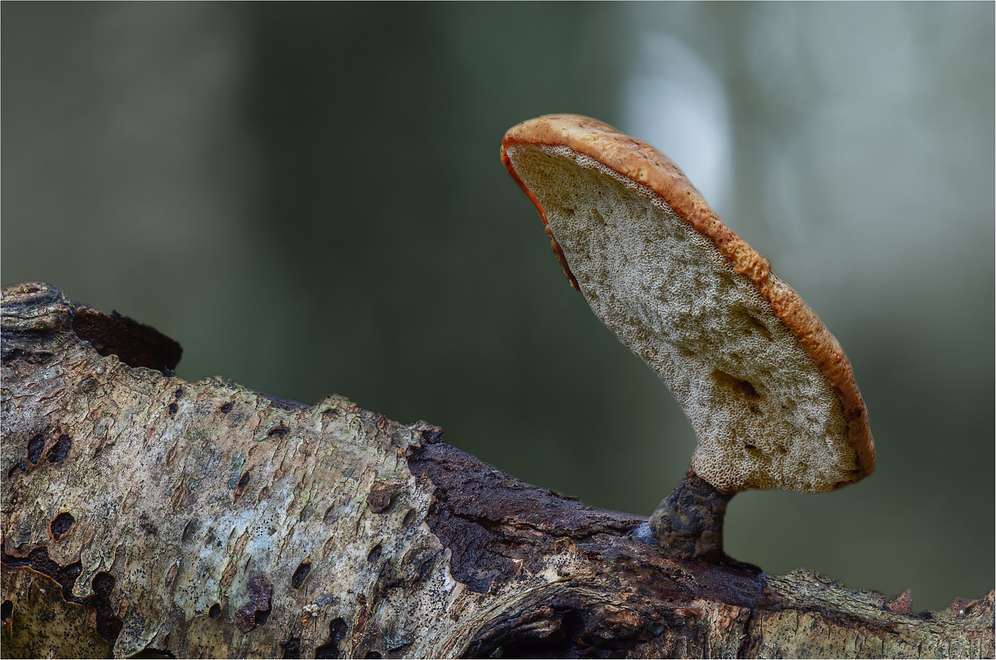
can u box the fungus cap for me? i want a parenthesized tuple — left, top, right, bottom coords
(501, 114, 875, 494)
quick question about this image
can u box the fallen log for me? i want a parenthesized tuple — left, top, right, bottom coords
(1, 282, 991, 658)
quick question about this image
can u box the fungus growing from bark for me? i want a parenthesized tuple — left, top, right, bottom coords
(501, 114, 875, 561)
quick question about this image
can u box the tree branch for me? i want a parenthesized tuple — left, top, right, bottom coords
(1, 283, 991, 658)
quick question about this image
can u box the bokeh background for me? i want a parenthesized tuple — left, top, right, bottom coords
(3, 3, 992, 612)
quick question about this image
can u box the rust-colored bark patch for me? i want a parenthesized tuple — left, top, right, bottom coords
(887, 588, 914, 614)
(235, 575, 272, 633)
(366, 481, 400, 514)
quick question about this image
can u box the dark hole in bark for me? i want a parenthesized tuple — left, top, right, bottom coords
(280, 636, 302, 659)
(7, 460, 27, 478)
(47, 435, 72, 463)
(92, 571, 115, 598)
(291, 561, 311, 589)
(90, 571, 123, 643)
(237, 472, 251, 489)
(63, 561, 84, 599)
(402, 508, 416, 526)
(367, 543, 382, 563)
(315, 617, 349, 659)
(209, 603, 222, 619)
(267, 424, 290, 438)
(27, 433, 45, 464)
(50, 512, 75, 540)
(255, 607, 271, 627)
(1, 600, 12, 623)
(467, 608, 584, 658)
(220, 402, 234, 414)
(0, 347, 27, 364)
(415, 551, 439, 586)
(181, 518, 199, 544)
(167, 403, 179, 415)
(173, 388, 183, 399)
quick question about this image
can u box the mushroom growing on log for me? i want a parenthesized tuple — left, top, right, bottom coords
(501, 114, 876, 562)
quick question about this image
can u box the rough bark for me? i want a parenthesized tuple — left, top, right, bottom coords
(1, 282, 992, 659)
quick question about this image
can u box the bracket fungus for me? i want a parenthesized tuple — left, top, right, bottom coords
(501, 114, 875, 562)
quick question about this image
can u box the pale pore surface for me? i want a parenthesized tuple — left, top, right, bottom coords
(507, 144, 857, 493)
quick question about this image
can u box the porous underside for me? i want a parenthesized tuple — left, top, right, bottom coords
(506, 143, 859, 494)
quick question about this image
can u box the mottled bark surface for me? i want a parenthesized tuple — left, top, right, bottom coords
(1, 283, 992, 659)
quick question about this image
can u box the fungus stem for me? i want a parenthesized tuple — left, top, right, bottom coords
(649, 470, 732, 563)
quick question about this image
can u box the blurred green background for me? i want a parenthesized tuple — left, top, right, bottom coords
(3, 3, 993, 612)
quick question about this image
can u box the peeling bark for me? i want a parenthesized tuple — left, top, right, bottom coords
(1, 282, 992, 659)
